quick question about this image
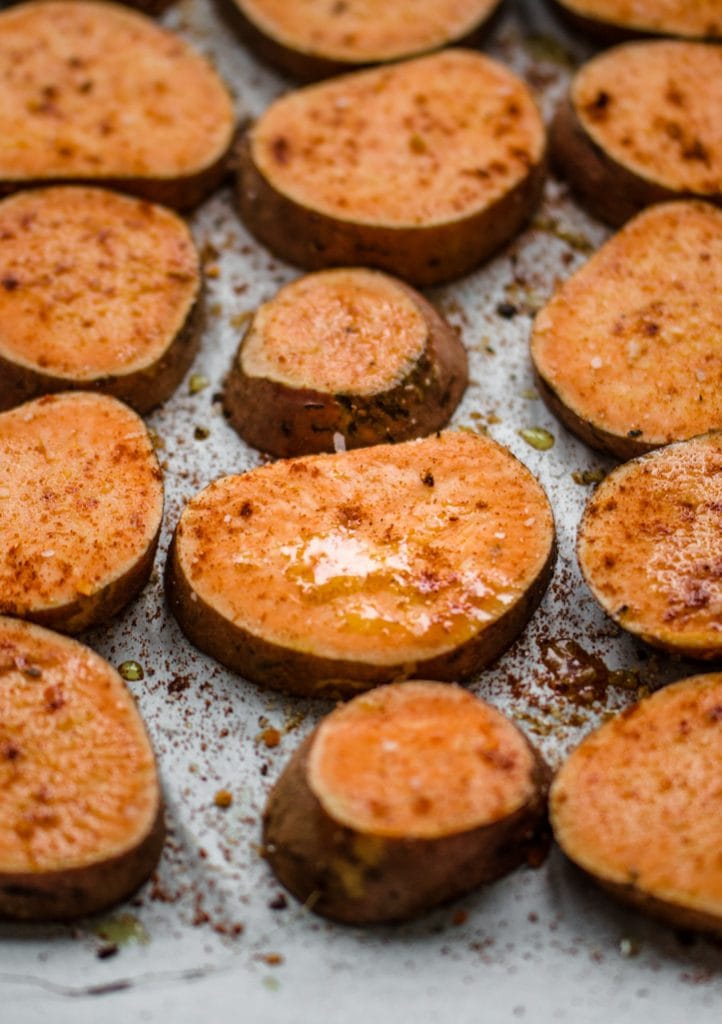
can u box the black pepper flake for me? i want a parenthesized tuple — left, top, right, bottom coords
(96, 943, 119, 960)
(422, 471, 435, 487)
(496, 301, 518, 319)
(627, 429, 643, 438)
(269, 893, 288, 911)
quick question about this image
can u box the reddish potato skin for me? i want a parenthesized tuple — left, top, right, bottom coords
(222, 283, 468, 457)
(236, 133, 546, 287)
(0, 804, 165, 921)
(164, 531, 556, 699)
(263, 734, 551, 924)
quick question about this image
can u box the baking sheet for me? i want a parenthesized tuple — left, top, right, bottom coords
(3, 1, 722, 1021)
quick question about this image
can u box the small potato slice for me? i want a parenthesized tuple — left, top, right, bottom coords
(577, 433, 722, 658)
(237, 50, 546, 286)
(0, 616, 163, 920)
(222, 0, 502, 80)
(531, 201, 722, 459)
(264, 681, 550, 923)
(223, 268, 468, 456)
(0, 1, 235, 209)
(0, 392, 164, 633)
(551, 0, 722, 42)
(551, 41, 722, 225)
(0, 187, 202, 413)
(551, 673, 722, 934)
(166, 431, 556, 697)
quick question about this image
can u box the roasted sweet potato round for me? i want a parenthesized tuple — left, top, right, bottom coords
(551, 41, 722, 225)
(551, 673, 722, 934)
(0, 615, 163, 920)
(166, 431, 556, 697)
(264, 681, 550, 923)
(223, 268, 468, 456)
(577, 433, 722, 657)
(0, 392, 164, 633)
(551, 0, 722, 42)
(0, 186, 202, 413)
(221, 0, 503, 80)
(531, 201, 722, 459)
(237, 49, 546, 286)
(0, 1, 236, 209)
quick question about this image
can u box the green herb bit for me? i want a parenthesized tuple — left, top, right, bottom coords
(188, 373, 209, 395)
(118, 660, 144, 682)
(572, 468, 607, 485)
(518, 427, 555, 451)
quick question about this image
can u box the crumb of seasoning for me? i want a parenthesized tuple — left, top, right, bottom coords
(269, 893, 288, 911)
(96, 943, 119, 960)
(214, 789, 233, 809)
(230, 310, 255, 330)
(118, 660, 144, 682)
(259, 727, 281, 749)
(619, 936, 641, 958)
(518, 427, 555, 451)
(259, 953, 284, 966)
(194, 426, 210, 441)
(452, 909, 468, 926)
(188, 373, 209, 395)
(205, 262, 220, 278)
(572, 468, 607, 486)
(148, 429, 165, 451)
(496, 301, 518, 319)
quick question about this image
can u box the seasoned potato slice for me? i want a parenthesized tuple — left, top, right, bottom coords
(552, 0, 722, 41)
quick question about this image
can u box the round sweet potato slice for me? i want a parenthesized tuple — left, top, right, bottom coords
(551, 0, 722, 42)
(0, 615, 163, 920)
(0, 392, 164, 633)
(551, 673, 722, 934)
(0, 1, 235, 209)
(223, 268, 468, 456)
(264, 681, 550, 923)
(0, 186, 202, 413)
(577, 433, 722, 658)
(551, 41, 722, 226)
(221, 0, 502, 80)
(166, 431, 556, 697)
(531, 201, 722, 459)
(237, 49, 546, 286)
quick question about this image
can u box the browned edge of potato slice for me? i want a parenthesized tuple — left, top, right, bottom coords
(0, 392, 164, 633)
(0, 615, 164, 920)
(577, 433, 722, 658)
(0, 186, 203, 414)
(531, 201, 722, 460)
(222, 268, 468, 456)
(0, 1, 236, 210)
(236, 49, 546, 286)
(551, 673, 722, 935)
(264, 681, 551, 923)
(550, 41, 722, 226)
(550, 0, 722, 43)
(165, 431, 556, 698)
(218, 0, 504, 81)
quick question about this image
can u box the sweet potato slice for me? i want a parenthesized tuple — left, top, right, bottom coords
(237, 50, 546, 286)
(166, 431, 556, 697)
(531, 201, 722, 459)
(223, 268, 468, 456)
(551, 0, 722, 42)
(551, 41, 722, 226)
(264, 681, 550, 923)
(577, 433, 722, 658)
(0, 1, 235, 209)
(0, 187, 202, 413)
(0, 392, 164, 633)
(0, 616, 163, 920)
(551, 673, 722, 934)
(221, 0, 502, 80)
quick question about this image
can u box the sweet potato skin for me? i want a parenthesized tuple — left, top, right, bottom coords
(263, 731, 551, 924)
(222, 277, 467, 456)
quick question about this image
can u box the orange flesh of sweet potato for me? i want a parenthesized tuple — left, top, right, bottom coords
(551, 673, 722, 931)
(577, 433, 722, 656)
(309, 682, 538, 840)
(250, 50, 544, 229)
(531, 201, 722, 454)
(571, 42, 722, 196)
(556, 0, 722, 38)
(0, 392, 163, 631)
(0, 186, 199, 390)
(241, 268, 427, 394)
(0, 1, 234, 201)
(236, 0, 501, 64)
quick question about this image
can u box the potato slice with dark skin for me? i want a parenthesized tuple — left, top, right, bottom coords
(550, 0, 722, 43)
(219, 0, 503, 81)
(223, 268, 468, 456)
(0, 187, 202, 414)
(551, 673, 722, 935)
(531, 202, 722, 460)
(264, 681, 551, 924)
(0, 616, 164, 921)
(551, 41, 722, 226)
(166, 431, 556, 698)
(0, 1, 236, 210)
(237, 50, 546, 286)
(577, 433, 722, 658)
(0, 393, 164, 633)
